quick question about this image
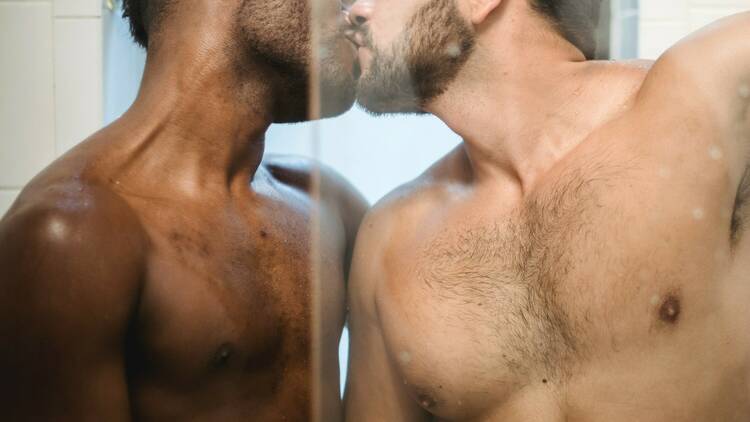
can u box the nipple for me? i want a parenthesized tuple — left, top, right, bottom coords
(212, 343, 234, 368)
(658, 295, 681, 324)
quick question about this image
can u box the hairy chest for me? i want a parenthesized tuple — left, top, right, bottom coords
(377, 153, 736, 417)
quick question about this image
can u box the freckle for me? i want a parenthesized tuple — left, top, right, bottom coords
(659, 295, 681, 324)
(260, 230, 268, 238)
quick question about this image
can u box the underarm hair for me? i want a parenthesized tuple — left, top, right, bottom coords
(731, 165, 750, 245)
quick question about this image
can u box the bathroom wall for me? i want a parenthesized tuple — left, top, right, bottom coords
(640, 0, 750, 59)
(0, 0, 103, 215)
(2, 1, 750, 216)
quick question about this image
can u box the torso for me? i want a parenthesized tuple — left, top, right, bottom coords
(22, 150, 349, 421)
(376, 70, 750, 421)
(122, 163, 347, 421)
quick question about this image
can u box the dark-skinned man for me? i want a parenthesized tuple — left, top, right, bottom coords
(0, 0, 366, 420)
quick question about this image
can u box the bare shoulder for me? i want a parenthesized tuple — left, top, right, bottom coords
(263, 154, 362, 198)
(263, 154, 368, 228)
(355, 145, 467, 253)
(0, 177, 148, 298)
(635, 12, 750, 124)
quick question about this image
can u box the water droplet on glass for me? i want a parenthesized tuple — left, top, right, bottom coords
(445, 43, 461, 58)
(709, 145, 723, 160)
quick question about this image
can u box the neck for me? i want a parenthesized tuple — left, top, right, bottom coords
(103, 4, 276, 198)
(427, 6, 635, 193)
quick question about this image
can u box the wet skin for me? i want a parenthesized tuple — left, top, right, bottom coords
(0, 1, 366, 421)
(346, 11, 750, 422)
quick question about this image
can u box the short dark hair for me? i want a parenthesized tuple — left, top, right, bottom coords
(530, 0, 603, 60)
(123, 0, 171, 49)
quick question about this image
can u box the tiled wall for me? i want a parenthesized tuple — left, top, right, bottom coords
(0, 0, 102, 216)
(640, 0, 750, 59)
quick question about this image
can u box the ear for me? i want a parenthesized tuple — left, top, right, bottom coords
(467, 0, 503, 25)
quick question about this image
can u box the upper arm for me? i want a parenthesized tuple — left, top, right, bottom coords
(344, 204, 430, 422)
(639, 12, 750, 137)
(0, 189, 146, 420)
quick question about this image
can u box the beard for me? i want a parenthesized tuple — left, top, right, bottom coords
(356, 0, 476, 115)
(236, 0, 356, 122)
(317, 31, 357, 118)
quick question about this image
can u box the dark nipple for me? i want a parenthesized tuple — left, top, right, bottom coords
(417, 394, 437, 410)
(212, 343, 234, 368)
(658, 295, 681, 324)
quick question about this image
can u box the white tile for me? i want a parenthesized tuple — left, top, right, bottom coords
(0, 190, 20, 218)
(0, 2, 57, 188)
(690, 0, 750, 7)
(639, 21, 691, 59)
(54, 17, 104, 155)
(641, 0, 689, 21)
(54, 0, 101, 17)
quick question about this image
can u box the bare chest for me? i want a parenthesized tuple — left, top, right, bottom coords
(378, 152, 737, 417)
(124, 191, 346, 417)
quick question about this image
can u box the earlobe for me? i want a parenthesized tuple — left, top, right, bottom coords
(469, 0, 502, 25)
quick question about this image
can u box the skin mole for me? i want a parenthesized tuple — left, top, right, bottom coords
(658, 294, 681, 324)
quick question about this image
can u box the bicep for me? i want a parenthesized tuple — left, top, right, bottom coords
(0, 202, 143, 420)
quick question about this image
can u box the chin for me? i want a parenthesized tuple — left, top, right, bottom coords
(317, 68, 357, 119)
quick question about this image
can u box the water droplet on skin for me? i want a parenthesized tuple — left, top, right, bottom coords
(445, 42, 461, 58)
(650, 295, 660, 306)
(47, 218, 68, 240)
(658, 167, 672, 179)
(739, 84, 750, 99)
(692, 208, 705, 220)
(709, 145, 723, 160)
(398, 351, 412, 364)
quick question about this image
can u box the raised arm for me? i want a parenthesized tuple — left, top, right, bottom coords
(0, 187, 146, 421)
(344, 207, 431, 422)
(639, 13, 750, 154)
